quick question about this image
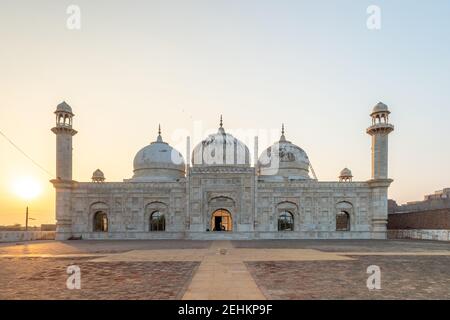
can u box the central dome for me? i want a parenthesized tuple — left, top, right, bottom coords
(192, 117, 250, 167)
(258, 126, 311, 180)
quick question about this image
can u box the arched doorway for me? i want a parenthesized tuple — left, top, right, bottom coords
(336, 211, 350, 231)
(149, 211, 165, 231)
(93, 211, 108, 232)
(336, 201, 353, 231)
(211, 209, 232, 231)
(278, 211, 294, 231)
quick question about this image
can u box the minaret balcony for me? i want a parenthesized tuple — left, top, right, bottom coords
(51, 126, 78, 136)
(366, 123, 394, 135)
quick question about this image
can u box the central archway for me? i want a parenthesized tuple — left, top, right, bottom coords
(210, 209, 232, 231)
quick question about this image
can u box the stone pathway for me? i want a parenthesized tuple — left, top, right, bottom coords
(182, 241, 264, 300)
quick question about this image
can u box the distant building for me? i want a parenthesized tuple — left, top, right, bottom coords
(0, 224, 22, 231)
(40, 224, 57, 231)
(0, 224, 39, 231)
(390, 188, 450, 214)
(388, 188, 450, 229)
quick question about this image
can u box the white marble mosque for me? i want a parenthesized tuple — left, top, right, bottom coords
(51, 102, 394, 240)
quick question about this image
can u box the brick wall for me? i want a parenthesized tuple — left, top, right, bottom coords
(388, 209, 450, 230)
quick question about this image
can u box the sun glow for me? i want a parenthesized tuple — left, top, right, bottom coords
(12, 176, 42, 200)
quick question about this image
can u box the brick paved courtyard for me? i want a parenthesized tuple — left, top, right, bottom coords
(0, 257, 198, 300)
(0, 239, 449, 299)
(247, 256, 450, 299)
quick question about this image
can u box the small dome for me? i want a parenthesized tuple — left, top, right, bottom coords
(192, 117, 250, 167)
(371, 102, 389, 115)
(92, 169, 105, 182)
(339, 167, 353, 182)
(258, 125, 311, 180)
(340, 168, 352, 177)
(132, 128, 185, 181)
(56, 101, 73, 114)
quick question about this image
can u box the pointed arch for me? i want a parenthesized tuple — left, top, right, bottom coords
(145, 201, 169, 232)
(93, 211, 108, 232)
(89, 201, 109, 232)
(278, 211, 294, 231)
(336, 201, 353, 231)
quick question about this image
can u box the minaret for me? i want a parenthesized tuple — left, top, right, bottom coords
(367, 102, 394, 179)
(366, 102, 394, 238)
(51, 101, 77, 240)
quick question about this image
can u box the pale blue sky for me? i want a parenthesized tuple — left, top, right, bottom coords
(0, 0, 449, 224)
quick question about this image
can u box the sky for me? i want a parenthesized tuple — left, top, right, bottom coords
(0, 0, 449, 225)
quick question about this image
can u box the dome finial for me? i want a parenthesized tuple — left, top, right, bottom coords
(280, 123, 286, 142)
(156, 124, 163, 142)
(218, 115, 225, 134)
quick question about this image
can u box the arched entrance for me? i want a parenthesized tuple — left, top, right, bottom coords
(211, 209, 232, 231)
(278, 211, 294, 231)
(93, 211, 108, 232)
(336, 211, 350, 231)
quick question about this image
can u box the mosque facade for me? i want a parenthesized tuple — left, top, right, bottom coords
(51, 102, 394, 240)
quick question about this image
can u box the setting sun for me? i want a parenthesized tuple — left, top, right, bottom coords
(12, 176, 42, 200)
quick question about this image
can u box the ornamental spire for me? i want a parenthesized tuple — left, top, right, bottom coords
(156, 124, 163, 142)
(218, 115, 225, 134)
(280, 123, 286, 142)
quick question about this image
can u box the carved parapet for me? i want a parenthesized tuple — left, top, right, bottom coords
(190, 166, 255, 174)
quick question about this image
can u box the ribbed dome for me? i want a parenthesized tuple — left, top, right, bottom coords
(92, 169, 105, 178)
(56, 101, 73, 114)
(192, 118, 250, 167)
(371, 102, 389, 115)
(258, 126, 311, 179)
(340, 168, 352, 177)
(132, 129, 185, 181)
